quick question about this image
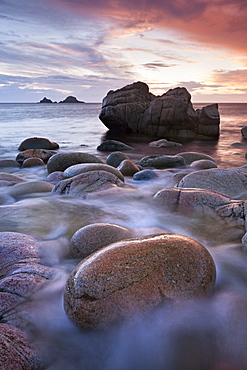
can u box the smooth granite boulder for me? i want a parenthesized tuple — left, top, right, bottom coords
(175, 152, 216, 165)
(0, 159, 20, 168)
(53, 170, 126, 197)
(133, 169, 158, 181)
(177, 168, 247, 198)
(7, 181, 54, 199)
(106, 151, 130, 167)
(153, 188, 246, 242)
(190, 159, 217, 170)
(64, 234, 216, 330)
(0, 232, 57, 326)
(99, 82, 220, 141)
(18, 137, 59, 151)
(136, 155, 185, 168)
(70, 223, 132, 259)
(16, 149, 57, 165)
(0, 172, 26, 186)
(47, 152, 103, 173)
(22, 157, 46, 167)
(0, 323, 41, 369)
(97, 140, 132, 152)
(117, 159, 140, 176)
(64, 163, 124, 182)
(149, 139, 182, 148)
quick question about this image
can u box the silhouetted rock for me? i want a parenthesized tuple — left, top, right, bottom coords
(39, 97, 53, 103)
(59, 96, 85, 103)
(99, 82, 220, 141)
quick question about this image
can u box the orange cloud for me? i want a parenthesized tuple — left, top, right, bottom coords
(51, 0, 247, 54)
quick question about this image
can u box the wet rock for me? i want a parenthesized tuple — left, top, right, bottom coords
(16, 149, 57, 165)
(136, 155, 185, 168)
(241, 126, 247, 139)
(0, 159, 20, 168)
(64, 234, 216, 330)
(0, 172, 26, 186)
(47, 152, 103, 174)
(0, 232, 40, 269)
(149, 139, 182, 148)
(0, 232, 56, 326)
(117, 159, 140, 176)
(190, 159, 217, 169)
(153, 188, 246, 242)
(133, 169, 158, 181)
(99, 82, 220, 141)
(106, 151, 130, 167)
(64, 163, 124, 182)
(175, 151, 216, 165)
(99, 81, 155, 132)
(97, 140, 132, 152)
(18, 137, 59, 151)
(7, 180, 54, 199)
(0, 323, 41, 369)
(231, 142, 247, 147)
(177, 168, 247, 198)
(46, 171, 64, 184)
(53, 170, 126, 197)
(70, 223, 132, 259)
(22, 157, 46, 167)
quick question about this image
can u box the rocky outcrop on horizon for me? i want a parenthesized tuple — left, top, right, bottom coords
(39, 95, 85, 104)
(99, 81, 220, 141)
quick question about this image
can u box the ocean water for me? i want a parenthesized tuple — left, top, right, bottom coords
(1, 102, 247, 369)
(1, 102, 247, 167)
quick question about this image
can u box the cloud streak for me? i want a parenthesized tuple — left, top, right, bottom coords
(1, 0, 247, 102)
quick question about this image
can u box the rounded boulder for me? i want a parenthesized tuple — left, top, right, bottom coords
(47, 152, 103, 173)
(70, 223, 132, 259)
(106, 151, 130, 168)
(0, 323, 41, 369)
(16, 149, 57, 164)
(18, 137, 59, 151)
(64, 163, 124, 182)
(64, 234, 216, 330)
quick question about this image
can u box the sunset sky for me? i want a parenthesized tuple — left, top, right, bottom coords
(1, 0, 247, 103)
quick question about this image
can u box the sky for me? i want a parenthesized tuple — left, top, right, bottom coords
(1, 0, 247, 103)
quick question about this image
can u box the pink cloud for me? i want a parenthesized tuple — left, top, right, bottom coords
(49, 0, 247, 53)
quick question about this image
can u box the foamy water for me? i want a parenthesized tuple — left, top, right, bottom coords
(1, 102, 247, 369)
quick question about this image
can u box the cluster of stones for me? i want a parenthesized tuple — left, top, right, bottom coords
(3, 134, 247, 340)
(99, 81, 220, 141)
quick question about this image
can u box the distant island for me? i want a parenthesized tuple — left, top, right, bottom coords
(39, 96, 85, 103)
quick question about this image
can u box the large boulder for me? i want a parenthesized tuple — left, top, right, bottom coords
(153, 188, 247, 243)
(99, 82, 220, 141)
(99, 81, 155, 132)
(176, 168, 247, 198)
(64, 234, 216, 329)
(53, 170, 127, 197)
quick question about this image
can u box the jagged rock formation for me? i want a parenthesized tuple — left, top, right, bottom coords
(99, 82, 220, 141)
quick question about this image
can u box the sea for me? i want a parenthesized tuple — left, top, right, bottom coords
(1, 102, 247, 167)
(1, 102, 247, 369)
